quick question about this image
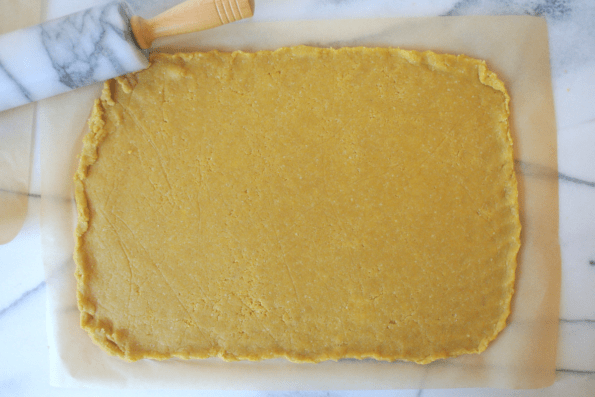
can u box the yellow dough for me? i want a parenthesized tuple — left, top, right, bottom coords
(74, 46, 521, 364)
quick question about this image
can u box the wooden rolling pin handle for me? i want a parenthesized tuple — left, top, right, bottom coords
(131, 0, 254, 49)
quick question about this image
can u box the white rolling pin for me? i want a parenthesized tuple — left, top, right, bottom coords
(0, 0, 253, 112)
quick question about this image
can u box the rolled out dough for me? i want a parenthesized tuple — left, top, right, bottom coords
(74, 46, 521, 364)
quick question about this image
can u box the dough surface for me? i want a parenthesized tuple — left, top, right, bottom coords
(74, 46, 521, 363)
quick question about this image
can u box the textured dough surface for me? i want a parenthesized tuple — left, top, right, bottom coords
(74, 46, 520, 364)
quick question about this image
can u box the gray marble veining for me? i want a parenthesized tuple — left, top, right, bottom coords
(0, 1, 148, 112)
(443, 0, 595, 76)
(1, 0, 595, 395)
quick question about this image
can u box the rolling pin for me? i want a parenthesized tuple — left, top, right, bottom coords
(0, 0, 253, 112)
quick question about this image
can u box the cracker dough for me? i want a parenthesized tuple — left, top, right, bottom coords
(74, 46, 520, 364)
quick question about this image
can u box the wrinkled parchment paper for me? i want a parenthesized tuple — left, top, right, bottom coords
(40, 16, 560, 389)
(0, 0, 42, 244)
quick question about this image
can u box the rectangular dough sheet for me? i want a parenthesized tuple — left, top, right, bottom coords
(73, 46, 520, 364)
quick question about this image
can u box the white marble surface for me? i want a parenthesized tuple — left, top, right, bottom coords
(1, 0, 594, 395)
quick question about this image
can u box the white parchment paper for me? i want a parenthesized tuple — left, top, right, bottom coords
(40, 16, 560, 389)
(0, 0, 42, 244)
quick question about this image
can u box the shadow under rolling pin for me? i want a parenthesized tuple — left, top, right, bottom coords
(0, 0, 253, 112)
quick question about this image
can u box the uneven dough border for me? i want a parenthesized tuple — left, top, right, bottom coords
(73, 46, 520, 364)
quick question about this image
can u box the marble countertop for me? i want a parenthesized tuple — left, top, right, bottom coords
(1, 0, 594, 395)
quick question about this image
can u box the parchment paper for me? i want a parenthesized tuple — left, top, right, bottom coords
(40, 16, 560, 389)
(0, 0, 42, 244)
